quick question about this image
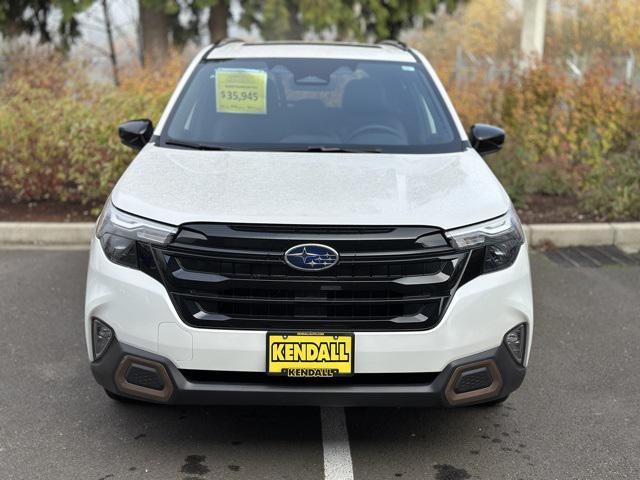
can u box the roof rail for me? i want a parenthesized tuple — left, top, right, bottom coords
(201, 38, 244, 60)
(243, 40, 378, 49)
(377, 39, 408, 51)
(215, 37, 245, 48)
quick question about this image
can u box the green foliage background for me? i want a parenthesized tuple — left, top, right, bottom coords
(1, 41, 639, 221)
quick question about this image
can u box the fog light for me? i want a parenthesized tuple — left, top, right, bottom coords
(504, 324, 526, 364)
(93, 319, 114, 360)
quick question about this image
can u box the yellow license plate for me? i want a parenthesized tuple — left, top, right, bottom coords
(267, 332, 354, 377)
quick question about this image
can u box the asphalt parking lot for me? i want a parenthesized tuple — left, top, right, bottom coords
(0, 249, 639, 479)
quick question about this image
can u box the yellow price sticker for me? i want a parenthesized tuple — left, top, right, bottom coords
(215, 68, 267, 114)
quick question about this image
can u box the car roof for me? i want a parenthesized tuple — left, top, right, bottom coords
(205, 40, 417, 63)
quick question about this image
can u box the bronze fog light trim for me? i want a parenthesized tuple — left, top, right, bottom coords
(114, 355, 174, 402)
(444, 359, 503, 406)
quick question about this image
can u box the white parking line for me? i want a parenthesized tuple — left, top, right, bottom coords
(321, 407, 354, 480)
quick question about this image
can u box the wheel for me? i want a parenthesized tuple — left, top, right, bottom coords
(479, 395, 510, 407)
(104, 388, 140, 404)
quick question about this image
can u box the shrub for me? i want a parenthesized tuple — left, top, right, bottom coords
(1, 29, 639, 221)
(581, 143, 640, 221)
(0, 48, 186, 206)
(406, 0, 640, 219)
(439, 62, 640, 217)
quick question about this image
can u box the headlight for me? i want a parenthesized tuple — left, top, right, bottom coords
(445, 207, 525, 273)
(96, 200, 177, 268)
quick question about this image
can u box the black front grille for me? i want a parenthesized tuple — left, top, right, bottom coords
(175, 255, 446, 279)
(146, 224, 468, 331)
(185, 295, 442, 324)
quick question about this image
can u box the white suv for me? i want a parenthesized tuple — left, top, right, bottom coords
(86, 40, 533, 407)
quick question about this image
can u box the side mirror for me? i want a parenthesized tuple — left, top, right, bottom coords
(118, 119, 154, 150)
(469, 124, 505, 156)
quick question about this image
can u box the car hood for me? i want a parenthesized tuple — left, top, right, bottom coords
(111, 145, 511, 230)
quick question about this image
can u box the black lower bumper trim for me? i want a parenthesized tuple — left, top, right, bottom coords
(91, 340, 526, 407)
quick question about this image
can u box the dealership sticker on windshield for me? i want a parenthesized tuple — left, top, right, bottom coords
(215, 68, 267, 114)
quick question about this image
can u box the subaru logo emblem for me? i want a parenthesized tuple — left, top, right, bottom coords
(284, 244, 339, 271)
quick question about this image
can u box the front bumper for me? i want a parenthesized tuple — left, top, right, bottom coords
(92, 339, 526, 407)
(85, 240, 534, 374)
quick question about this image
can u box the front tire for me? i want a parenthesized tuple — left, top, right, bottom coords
(479, 394, 510, 407)
(104, 388, 140, 404)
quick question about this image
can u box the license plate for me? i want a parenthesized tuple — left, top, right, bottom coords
(267, 332, 354, 377)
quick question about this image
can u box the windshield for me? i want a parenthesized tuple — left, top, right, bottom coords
(163, 58, 462, 154)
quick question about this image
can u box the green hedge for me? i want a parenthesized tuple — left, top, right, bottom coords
(1, 53, 639, 220)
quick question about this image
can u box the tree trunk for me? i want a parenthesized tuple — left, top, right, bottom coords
(285, 0, 303, 40)
(4, 18, 21, 37)
(101, 0, 119, 86)
(35, 8, 51, 43)
(139, 0, 169, 66)
(521, 0, 548, 64)
(208, 1, 229, 44)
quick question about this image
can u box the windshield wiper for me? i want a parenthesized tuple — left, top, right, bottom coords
(165, 139, 231, 151)
(289, 146, 383, 153)
(165, 141, 381, 153)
